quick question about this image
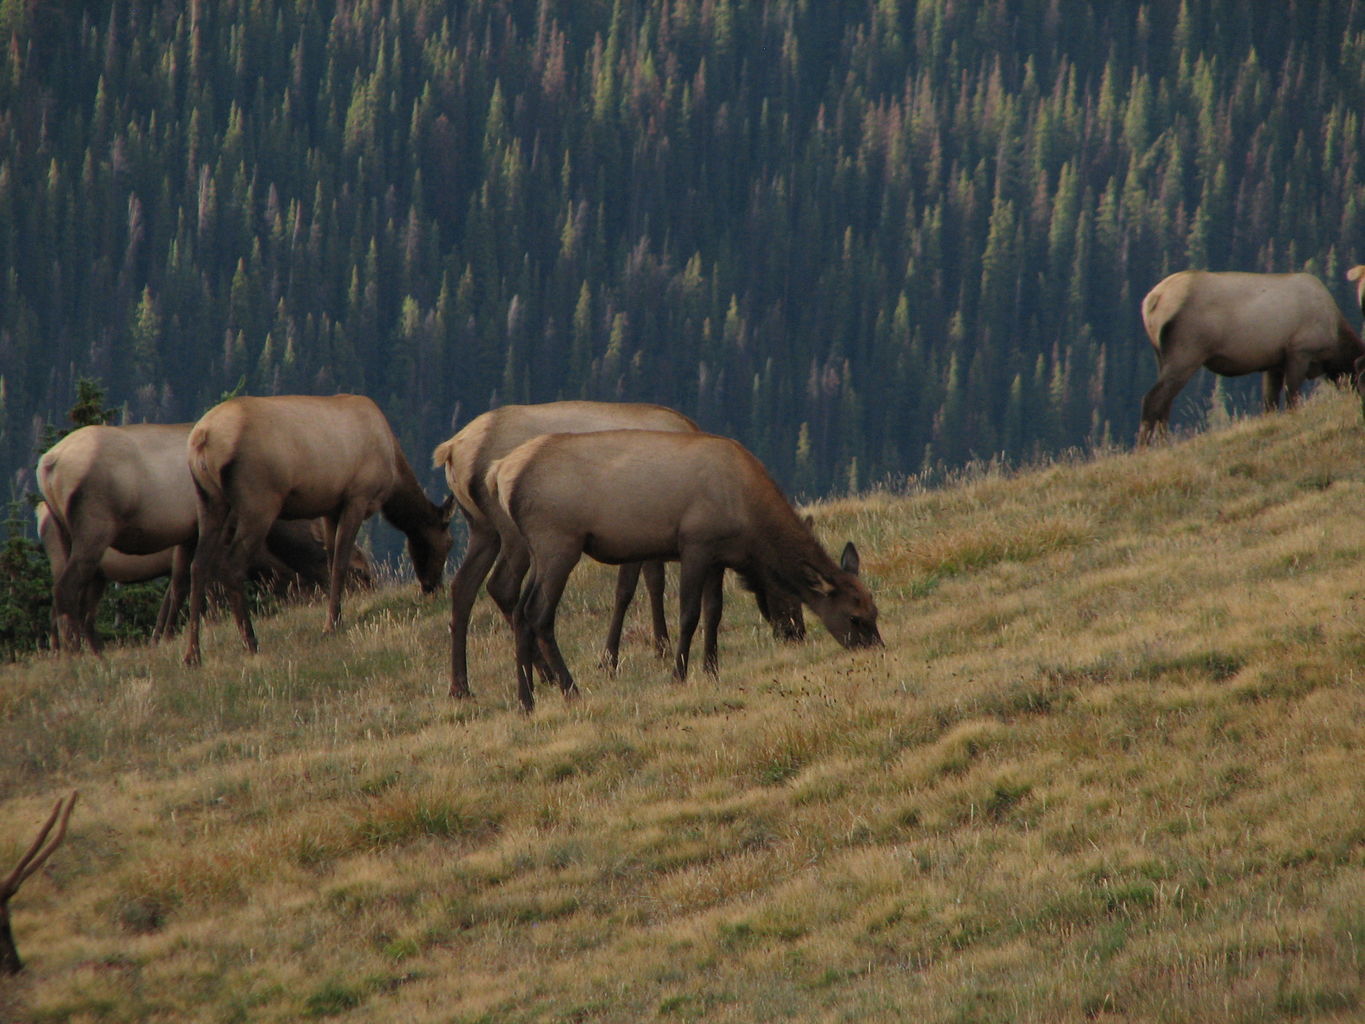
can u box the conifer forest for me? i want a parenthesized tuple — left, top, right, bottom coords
(4, 1, 1365, 505)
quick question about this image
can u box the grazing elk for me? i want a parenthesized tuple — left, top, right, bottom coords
(486, 430, 882, 711)
(433, 401, 804, 698)
(1138, 270, 1365, 444)
(183, 394, 454, 664)
(37, 423, 201, 650)
(2, 792, 77, 975)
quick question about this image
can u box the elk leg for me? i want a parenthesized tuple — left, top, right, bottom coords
(152, 582, 176, 641)
(602, 562, 641, 674)
(510, 566, 578, 713)
(41, 516, 71, 651)
(54, 511, 123, 652)
(511, 573, 540, 712)
(485, 536, 528, 618)
(219, 516, 273, 653)
(700, 565, 724, 677)
(184, 499, 229, 666)
(488, 537, 555, 683)
(1262, 366, 1286, 412)
(643, 560, 670, 657)
(1138, 363, 1200, 445)
(321, 517, 338, 553)
(1282, 352, 1311, 410)
(521, 549, 581, 703)
(79, 575, 107, 646)
(325, 502, 369, 634)
(153, 542, 193, 641)
(447, 519, 499, 698)
(673, 552, 712, 682)
(52, 521, 115, 653)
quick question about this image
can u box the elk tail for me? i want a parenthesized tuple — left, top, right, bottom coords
(187, 425, 221, 502)
(1140, 288, 1170, 355)
(434, 431, 482, 520)
(480, 457, 521, 542)
(186, 424, 231, 508)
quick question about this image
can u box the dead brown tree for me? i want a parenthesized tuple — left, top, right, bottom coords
(1, 792, 78, 975)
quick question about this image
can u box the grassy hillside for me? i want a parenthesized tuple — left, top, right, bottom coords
(5, 389, 1365, 1023)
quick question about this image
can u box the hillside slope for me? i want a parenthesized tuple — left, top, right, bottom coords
(4, 390, 1365, 1023)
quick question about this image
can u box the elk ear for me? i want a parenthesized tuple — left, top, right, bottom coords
(439, 493, 458, 526)
(801, 563, 836, 596)
(803, 513, 816, 531)
(840, 541, 862, 575)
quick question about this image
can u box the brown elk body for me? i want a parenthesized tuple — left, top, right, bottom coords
(1138, 270, 1365, 444)
(183, 394, 453, 665)
(487, 430, 881, 711)
(37, 423, 200, 650)
(434, 401, 802, 698)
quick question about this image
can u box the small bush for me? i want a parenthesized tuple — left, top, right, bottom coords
(352, 794, 501, 850)
(303, 979, 365, 1018)
(0, 500, 52, 660)
(113, 892, 178, 934)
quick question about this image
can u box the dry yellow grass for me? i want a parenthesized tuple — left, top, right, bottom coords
(5, 388, 1365, 1022)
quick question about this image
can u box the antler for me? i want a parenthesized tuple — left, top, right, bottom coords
(2, 792, 78, 900)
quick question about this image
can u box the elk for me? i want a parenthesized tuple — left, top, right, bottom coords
(1138, 270, 1365, 444)
(183, 394, 454, 664)
(2, 792, 77, 976)
(486, 429, 882, 711)
(432, 401, 804, 698)
(37, 423, 201, 650)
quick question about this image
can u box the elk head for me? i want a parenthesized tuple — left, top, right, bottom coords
(800, 542, 883, 649)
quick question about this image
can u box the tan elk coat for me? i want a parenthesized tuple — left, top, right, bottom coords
(1138, 270, 1364, 443)
(183, 394, 452, 664)
(486, 429, 880, 711)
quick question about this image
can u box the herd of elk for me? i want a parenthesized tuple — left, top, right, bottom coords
(34, 261, 1365, 696)
(18, 396, 884, 971)
(32, 261, 1365, 972)
(34, 394, 876, 712)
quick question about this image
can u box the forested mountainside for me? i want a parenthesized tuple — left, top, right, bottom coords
(3, 1, 1365, 502)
